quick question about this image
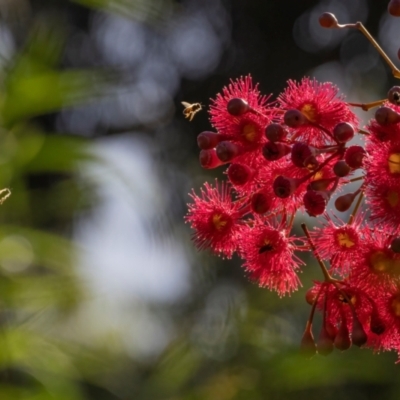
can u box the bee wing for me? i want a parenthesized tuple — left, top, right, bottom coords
(181, 101, 191, 108)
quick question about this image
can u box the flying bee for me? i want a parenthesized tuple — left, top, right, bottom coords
(181, 101, 202, 121)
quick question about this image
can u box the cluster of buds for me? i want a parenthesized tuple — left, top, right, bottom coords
(186, 6, 400, 360)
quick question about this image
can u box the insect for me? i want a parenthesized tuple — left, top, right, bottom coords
(181, 101, 202, 121)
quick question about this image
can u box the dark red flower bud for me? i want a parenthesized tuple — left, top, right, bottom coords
(351, 317, 367, 347)
(291, 142, 318, 168)
(390, 237, 400, 253)
(334, 323, 351, 351)
(370, 310, 385, 335)
(273, 176, 301, 198)
(333, 160, 351, 177)
(197, 131, 223, 150)
(199, 149, 225, 169)
(375, 106, 400, 125)
(227, 164, 253, 186)
(284, 109, 307, 127)
(319, 12, 338, 28)
(262, 142, 291, 161)
(344, 145, 365, 169)
(335, 193, 354, 212)
(265, 123, 288, 142)
(388, 86, 400, 106)
(325, 322, 338, 340)
(334, 192, 357, 212)
(227, 98, 249, 116)
(333, 122, 354, 143)
(300, 326, 317, 357)
(305, 288, 316, 305)
(304, 190, 330, 216)
(216, 141, 242, 162)
(388, 0, 400, 16)
(251, 190, 273, 214)
(317, 325, 334, 356)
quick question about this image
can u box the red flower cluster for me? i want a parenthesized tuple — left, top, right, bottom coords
(186, 9, 400, 360)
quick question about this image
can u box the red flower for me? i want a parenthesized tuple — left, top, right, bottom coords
(367, 102, 400, 143)
(349, 227, 400, 292)
(365, 136, 400, 188)
(278, 77, 358, 146)
(239, 221, 303, 296)
(365, 182, 400, 233)
(310, 280, 382, 347)
(209, 76, 276, 152)
(311, 215, 365, 275)
(348, 285, 400, 357)
(186, 181, 244, 258)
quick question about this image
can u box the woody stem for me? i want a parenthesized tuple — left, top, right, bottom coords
(348, 190, 364, 225)
(301, 223, 332, 282)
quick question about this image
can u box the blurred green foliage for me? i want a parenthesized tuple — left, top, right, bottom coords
(0, 6, 114, 399)
(72, 0, 175, 22)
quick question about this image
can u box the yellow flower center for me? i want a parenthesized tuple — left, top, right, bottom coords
(336, 232, 355, 248)
(212, 213, 228, 231)
(369, 250, 393, 273)
(388, 153, 400, 174)
(310, 171, 323, 181)
(241, 124, 258, 142)
(300, 103, 317, 123)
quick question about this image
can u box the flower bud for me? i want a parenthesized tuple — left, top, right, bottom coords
(334, 323, 351, 351)
(216, 141, 242, 162)
(199, 149, 225, 169)
(265, 123, 288, 142)
(304, 190, 331, 216)
(305, 288, 316, 305)
(370, 309, 385, 335)
(319, 12, 338, 28)
(344, 145, 365, 169)
(273, 176, 301, 198)
(333, 122, 354, 143)
(388, 86, 400, 106)
(333, 160, 351, 177)
(300, 327, 317, 357)
(262, 142, 291, 161)
(351, 317, 367, 347)
(334, 192, 357, 212)
(325, 322, 338, 340)
(388, 0, 400, 16)
(251, 190, 273, 214)
(227, 98, 249, 116)
(284, 109, 307, 127)
(227, 164, 253, 186)
(375, 106, 400, 125)
(197, 131, 223, 150)
(317, 325, 334, 356)
(291, 142, 318, 168)
(390, 237, 400, 253)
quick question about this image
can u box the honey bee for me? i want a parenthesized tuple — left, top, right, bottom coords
(181, 101, 202, 121)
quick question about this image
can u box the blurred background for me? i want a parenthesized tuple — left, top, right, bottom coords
(0, 0, 398, 399)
